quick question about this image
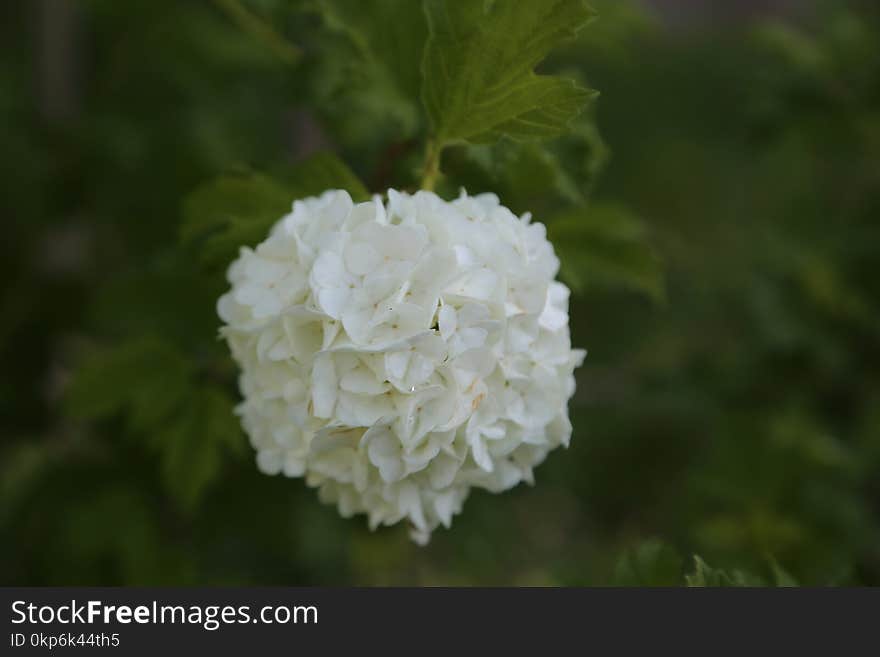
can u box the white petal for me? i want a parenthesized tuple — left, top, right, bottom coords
(256, 449, 283, 475)
(344, 242, 380, 276)
(311, 353, 337, 418)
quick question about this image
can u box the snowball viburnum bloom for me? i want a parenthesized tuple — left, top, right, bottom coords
(218, 189, 585, 543)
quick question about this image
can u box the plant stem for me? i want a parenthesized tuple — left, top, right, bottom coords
(420, 138, 443, 192)
(213, 0, 301, 66)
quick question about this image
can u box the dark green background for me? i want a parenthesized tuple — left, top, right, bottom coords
(2, 0, 878, 585)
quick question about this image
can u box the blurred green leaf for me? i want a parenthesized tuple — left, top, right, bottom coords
(555, 116, 610, 199)
(310, 0, 426, 104)
(66, 336, 242, 512)
(0, 441, 59, 524)
(304, 0, 428, 148)
(181, 152, 368, 268)
(181, 171, 291, 269)
(452, 114, 608, 214)
(769, 559, 799, 587)
(575, 0, 658, 63)
(212, 0, 302, 66)
(753, 23, 828, 77)
(547, 203, 664, 301)
(421, 0, 597, 144)
(613, 539, 684, 586)
(158, 387, 242, 511)
(66, 336, 194, 428)
(61, 484, 163, 583)
(279, 151, 370, 201)
(685, 556, 765, 587)
(462, 141, 582, 211)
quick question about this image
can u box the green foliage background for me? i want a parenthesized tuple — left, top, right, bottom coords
(2, 0, 879, 586)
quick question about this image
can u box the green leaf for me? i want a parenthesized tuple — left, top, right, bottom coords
(158, 387, 242, 511)
(753, 22, 828, 78)
(66, 337, 243, 512)
(770, 559, 799, 587)
(547, 203, 664, 301)
(0, 440, 59, 524)
(213, 0, 302, 66)
(555, 115, 610, 199)
(613, 539, 684, 586)
(310, 0, 426, 103)
(88, 257, 226, 350)
(421, 0, 597, 145)
(180, 171, 291, 268)
(449, 112, 608, 214)
(462, 141, 581, 213)
(65, 336, 194, 429)
(685, 556, 765, 587)
(60, 484, 165, 584)
(306, 0, 428, 143)
(279, 151, 370, 202)
(181, 152, 368, 268)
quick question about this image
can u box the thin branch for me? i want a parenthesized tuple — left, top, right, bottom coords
(420, 139, 443, 192)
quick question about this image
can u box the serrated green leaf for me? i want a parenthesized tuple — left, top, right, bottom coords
(547, 203, 664, 301)
(421, 0, 597, 145)
(613, 539, 684, 586)
(180, 152, 368, 269)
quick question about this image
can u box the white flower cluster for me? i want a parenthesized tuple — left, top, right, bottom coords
(218, 189, 584, 543)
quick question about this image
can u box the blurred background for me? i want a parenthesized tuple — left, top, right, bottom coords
(2, 0, 879, 585)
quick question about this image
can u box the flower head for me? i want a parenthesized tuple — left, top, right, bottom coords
(218, 189, 584, 543)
